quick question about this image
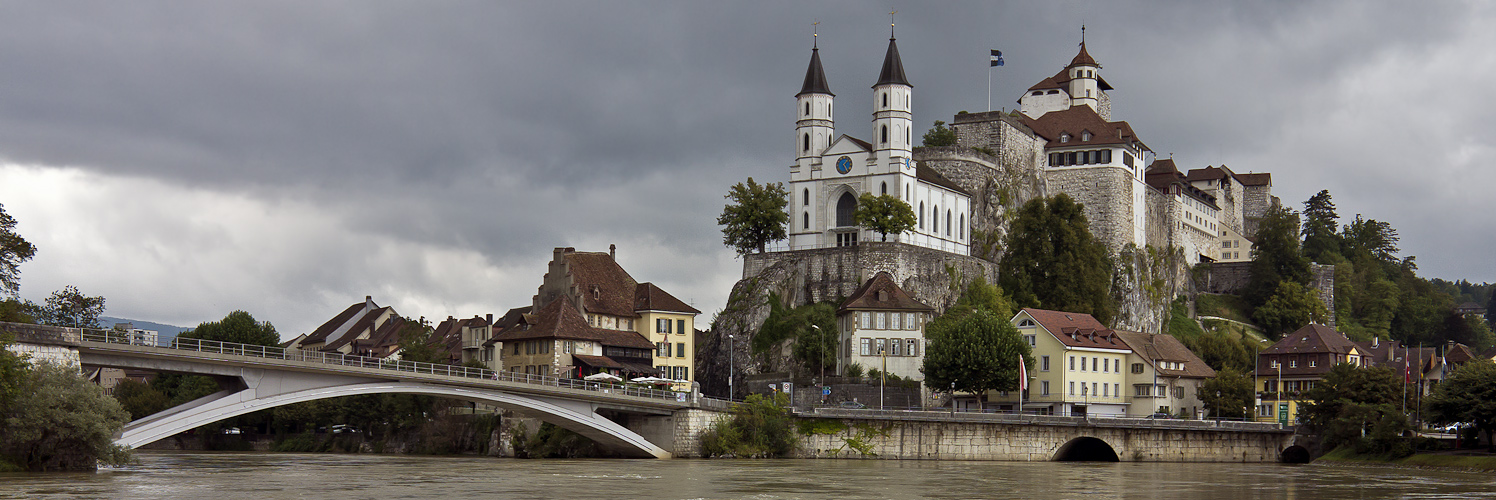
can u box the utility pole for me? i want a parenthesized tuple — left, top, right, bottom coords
(812, 324, 824, 405)
(728, 334, 735, 400)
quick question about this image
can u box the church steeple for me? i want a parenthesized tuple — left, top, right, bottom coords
(796, 31, 835, 161)
(874, 37, 910, 88)
(871, 30, 912, 166)
(798, 47, 833, 97)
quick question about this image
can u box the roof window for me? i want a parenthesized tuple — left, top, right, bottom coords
(1082, 131, 1092, 141)
(1060, 133, 1070, 143)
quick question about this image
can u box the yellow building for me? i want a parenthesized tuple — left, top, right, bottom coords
(994, 308, 1132, 416)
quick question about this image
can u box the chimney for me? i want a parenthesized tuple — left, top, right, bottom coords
(486, 313, 494, 325)
(610, 244, 616, 260)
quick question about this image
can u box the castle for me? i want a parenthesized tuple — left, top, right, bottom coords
(788, 32, 1279, 270)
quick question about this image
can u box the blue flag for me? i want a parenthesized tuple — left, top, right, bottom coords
(990, 49, 1004, 67)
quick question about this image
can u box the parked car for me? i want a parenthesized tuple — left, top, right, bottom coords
(838, 400, 867, 409)
(1147, 412, 1173, 419)
(222, 427, 241, 435)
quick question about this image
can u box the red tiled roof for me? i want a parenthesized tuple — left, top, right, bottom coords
(492, 299, 654, 349)
(1114, 330, 1216, 379)
(839, 271, 935, 314)
(303, 301, 367, 344)
(1255, 324, 1356, 377)
(566, 252, 641, 318)
(1020, 308, 1127, 350)
(1020, 106, 1142, 150)
(634, 282, 700, 315)
(1184, 165, 1239, 184)
(1069, 43, 1099, 68)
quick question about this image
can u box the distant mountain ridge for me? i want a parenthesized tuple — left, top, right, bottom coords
(97, 316, 191, 342)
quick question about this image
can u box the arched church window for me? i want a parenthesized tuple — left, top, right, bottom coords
(836, 192, 857, 227)
(803, 133, 810, 153)
(881, 182, 887, 195)
(906, 128, 910, 145)
(919, 202, 925, 229)
(960, 214, 965, 240)
(882, 92, 888, 108)
(946, 210, 952, 236)
(804, 211, 810, 230)
(881, 125, 888, 144)
(932, 204, 938, 232)
(805, 102, 811, 116)
(803, 188, 809, 206)
(828, 102, 832, 118)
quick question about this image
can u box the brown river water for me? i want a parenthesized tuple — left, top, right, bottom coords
(0, 451, 1492, 499)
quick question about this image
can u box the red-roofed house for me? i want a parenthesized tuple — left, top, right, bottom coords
(1254, 323, 1366, 424)
(836, 272, 936, 387)
(1004, 308, 1134, 416)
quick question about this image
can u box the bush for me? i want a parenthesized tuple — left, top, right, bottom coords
(699, 393, 798, 458)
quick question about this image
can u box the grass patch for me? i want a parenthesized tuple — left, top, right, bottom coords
(1317, 446, 1496, 471)
(1196, 293, 1252, 324)
(1201, 319, 1270, 347)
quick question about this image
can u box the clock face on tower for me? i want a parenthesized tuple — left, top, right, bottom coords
(836, 156, 852, 174)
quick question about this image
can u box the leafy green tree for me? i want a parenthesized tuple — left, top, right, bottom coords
(179, 310, 279, 346)
(1251, 281, 1329, 339)
(787, 304, 837, 376)
(1298, 363, 1408, 453)
(0, 299, 37, 324)
(1199, 367, 1253, 419)
(920, 120, 956, 147)
(699, 393, 798, 458)
(150, 372, 222, 406)
(1341, 215, 1400, 264)
(852, 193, 917, 242)
(395, 316, 443, 364)
(1486, 291, 1496, 330)
(1301, 190, 1341, 264)
(1244, 206, 1311, 310)
(37, 285, 106, 328)
(112, 379, 171, 420)
(922, 309, 1032, 400)
(999, 194, 1116, 325)
(0, 361, 132, 470)
(1426, 359, 1496, 451)
(0, 204, 37, 299)
(0, 332, 28, 419)
(718, 177, 789, 255)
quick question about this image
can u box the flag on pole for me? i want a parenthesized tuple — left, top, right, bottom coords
(1017, 355, 1028, 392)
(990, 49, 1004, 67)
(1404, 348, 1411, 383)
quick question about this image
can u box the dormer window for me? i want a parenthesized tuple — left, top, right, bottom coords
(1082, 131, 1092, 141)
(877, 290, 888, 301)
(591, 285, 601, 299)
(1060, 133, 1070, 143)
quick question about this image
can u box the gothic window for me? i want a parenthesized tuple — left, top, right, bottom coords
(918, 202, 924, 229)
(805, 102, 810, 116)
(828, 102, 832, 118)
(946, 210, 952, 236)
(803, 133, 810, 153)
(836, 192, 856, 227)
(881, 125, 888, 144)
(959, 214, 965, 240)
(932, 204, 938, 232)
(803, 211, 809, 230)
(882, 92, 888, 108)
(880, 182, 887, 195)
(803, 188, 809, 206)
(906, 128, 910, 145)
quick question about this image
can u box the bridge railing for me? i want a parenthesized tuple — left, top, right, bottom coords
(70, 327, 687, 403)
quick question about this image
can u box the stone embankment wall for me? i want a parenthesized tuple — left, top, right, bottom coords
(1200, 262, 1336, 328)
(795, 413, 1290, 462)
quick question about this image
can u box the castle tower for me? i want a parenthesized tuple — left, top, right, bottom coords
(796, 44, 835, 163)
(872, 35, 912, 169)
(1067, 42, 1101, 113)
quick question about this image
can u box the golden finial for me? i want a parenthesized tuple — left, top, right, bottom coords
(813, 20, 819, 48)
(890, 10, 898, 38)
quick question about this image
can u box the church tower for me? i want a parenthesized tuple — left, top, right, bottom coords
(871, 35, 912, 170)
(796, 43, 834, 164)
(1067, 42, 1101, 113)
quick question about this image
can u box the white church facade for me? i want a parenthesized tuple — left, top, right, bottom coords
(786, 36, 971, 256)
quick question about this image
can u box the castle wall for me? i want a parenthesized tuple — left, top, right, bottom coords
(1043, 166, 1138, 252)
(742, 242, 996, 307)
(1243, 185, 1273, 221)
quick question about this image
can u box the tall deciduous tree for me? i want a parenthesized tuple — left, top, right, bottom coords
(1301, 190, 1341, 264)
(1244, 206, 1310, 310)
(38, 285, 106, 328)
(999, 194, 1116, 325)
(396, 316, 443, 364)
(852, 193, 916, 242)
(922, 309, 1031, 400)
(0, 361, 132, 470)
(180, 310, 279, 346)
(718, 178, 789, 255)
(1298, 363, 1408, 453)
(1199, 367, 1253, 419)
(1252, 281, 1330, 339)
(0, 204, 36, 299)
(920, 120, 956, 147)
(1427, 359, 1496, 451)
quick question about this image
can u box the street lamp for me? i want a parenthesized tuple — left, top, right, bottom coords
(812, 324, 824, 404)
(879, 344, 887, 410)
(728, 333, 735, 400)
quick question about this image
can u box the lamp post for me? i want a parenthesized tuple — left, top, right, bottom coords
(879, 344, 887, 410)
(728, 333, 735, 400)
(812, 324, 824, 404)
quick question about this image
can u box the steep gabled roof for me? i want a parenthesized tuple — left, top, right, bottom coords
(1114, 330, 1216, 379)
(1020, 308, 1128, 350)
(492, 298, 653, 349)
(634, 282, 700, 314)
(302, 301, 368, 344)
(874, 37, 910, 88)
(838, 271, 934, 314)
(798, 47, 834, 97)
(1020, 106, 1142, 150)
(565, 251, 640, 318)
(322, 306, 391, 352)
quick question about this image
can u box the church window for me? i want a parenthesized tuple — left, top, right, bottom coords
(836, 192, 856, 227)
(931, 205, 938, 232)
(805, 102, 810, 116)
(803, 211, 809, 230)
(880, 182, 887, 195)
(883, 92, 888, 108)
(881, 125, 888, 144)
(803, 133, 810, 153)
(828, 103, 832, 118)
(959, 214, 965, 239)
(946, 210, 952, 236)
(918, 202, 924, 229)
(803, 188, 809, 206)
(906, 128, 910, 145)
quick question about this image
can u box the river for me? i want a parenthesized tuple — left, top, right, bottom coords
(1, 452, 1493, 499)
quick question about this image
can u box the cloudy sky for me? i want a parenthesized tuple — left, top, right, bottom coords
(1, 1, 1491, 337)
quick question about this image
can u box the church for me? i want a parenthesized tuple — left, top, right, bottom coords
(786, 34, 972, 256)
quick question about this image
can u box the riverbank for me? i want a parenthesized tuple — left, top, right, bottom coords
(1315, 447, 1496, 472)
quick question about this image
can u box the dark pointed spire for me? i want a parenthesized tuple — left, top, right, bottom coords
(798, 47, 833, 97)
(874, 37, 910, 88)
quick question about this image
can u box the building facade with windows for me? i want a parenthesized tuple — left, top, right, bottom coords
(836, 272, 935, 383)
(786, 35, 972, 255)
(998, 308, 1133, 416)
(1115, 330, 1216, 418)
(1254, 323, 1365, 424)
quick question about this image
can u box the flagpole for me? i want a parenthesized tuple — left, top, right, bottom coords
(987, 67, 992, 112)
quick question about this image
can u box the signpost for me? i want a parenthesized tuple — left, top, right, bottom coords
(1278, 403, 1289, 426)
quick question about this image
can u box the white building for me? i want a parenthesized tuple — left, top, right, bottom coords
(836, 271, 935, 382)
(787, 35, 971, 254)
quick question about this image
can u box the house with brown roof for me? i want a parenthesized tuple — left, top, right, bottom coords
(1115, 331, 1216, 418)
(491, 297, 657, 381)
(288, 296, 407, 358)
(836, 272, 936, 391)
(528, 246, 700, 387)
(1144, 158, 1223, 263)
(1254, 324, 1366, 424)
(1001, 308, 1135, 416)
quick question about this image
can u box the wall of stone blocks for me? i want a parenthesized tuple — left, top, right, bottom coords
(1044, 167, 1137, 252)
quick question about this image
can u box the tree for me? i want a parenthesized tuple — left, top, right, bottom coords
(1301, 190, 1341, 264)
(1199, 367, 1253, 419)
(37, 285, 106, 328)
(0, 332, 28, 418)
(999, 194, 1116, 325)
(698, 393, 798, 458)
(786, 304, 838, 376)
(852, 193, 916, 242)
(112, 379, 171, 420)
(179, 310, 279, 346)
(920, 120, 956, 147)
(1341, 215, 1400, 264)
(1426, 359, 1496, 452)
(1487, 290, 1496, 330)
(1244, 205, 1311, 310)
(395, 316, 443, 364)
(0, 204, 37, 299)
(0, 299, 37, 324)
(1298, 363, 1408, 453)
(718, 178, 789, 255)
(922, 309, 1032, 400)
(0, 361, 132, 470)
(1251, 281, 1330, 339)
